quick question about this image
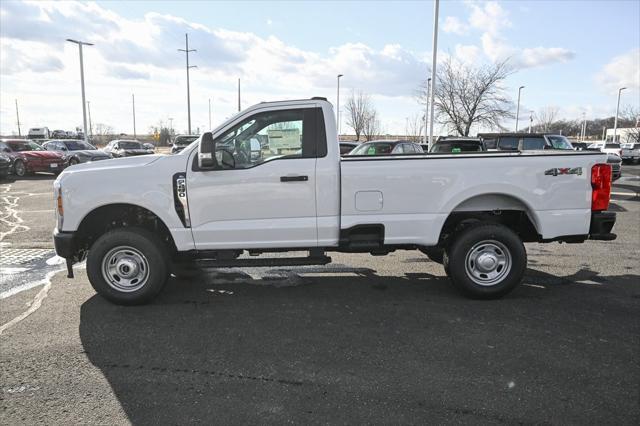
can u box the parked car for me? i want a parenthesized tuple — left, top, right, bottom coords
(587, 142, 623, 157)
(142, 143, 156, 152)
(346, 139, 424, 155)
(0, 152, 11, 179)
(479, 133, 574, 151)
(53, 98, 616, 305)
(0, 139, 66, 177)
(103, 140, 154, 158)
(339, 141, 359, 155)
(51, 130, 67, 139)
(430, 137, 485, 153)
(171, 135, 199, 154)
(621, 143, 640, 164)
(28, 127, 50, 140)
(42, 139, 111, 166)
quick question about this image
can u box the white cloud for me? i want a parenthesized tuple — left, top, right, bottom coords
(596, 49, 640, 92)
(519, 47, 574, 68)
(443, 16, 466, 35)
(468, 1, 510, 35)
(454, 44, 481, 64)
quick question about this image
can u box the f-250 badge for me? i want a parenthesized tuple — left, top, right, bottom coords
(544, 167, 582, 176)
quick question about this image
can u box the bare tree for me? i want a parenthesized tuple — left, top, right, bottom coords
(92, 123, 114, 145)
(418, 57, 514, 136)
(345, 90, 371, 141)
(619, 105, 640, 143)
(362, 109, 381, 141)
(535, 106, 560, 132)
(405, 113, 424, 142)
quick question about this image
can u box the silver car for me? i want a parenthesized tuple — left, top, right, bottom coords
(43, 139, 111, 166)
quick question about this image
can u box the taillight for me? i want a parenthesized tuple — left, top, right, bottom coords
(591, 164, 611, 211)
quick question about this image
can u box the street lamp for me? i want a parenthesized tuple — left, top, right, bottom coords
(428, 0, 439, 147)
(515, 85, 525, 132)
(424, 77, 431, 144)
(178, 33, 197, 134)
(613, 87, 626, 143)
(66, 38, 93, 143)
(336, 74, 343, 136)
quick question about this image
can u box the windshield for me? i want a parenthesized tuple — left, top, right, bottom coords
(431, 141, 482, 153)
(6, 141, 43, 151)
(547, 135, 573, 150)
(350, 142, 395, 155)
(119, 141, 143, 149)
(64, 141, 94, 150)
(174, 136, 199, 146)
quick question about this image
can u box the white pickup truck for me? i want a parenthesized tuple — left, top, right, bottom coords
(53, 98, 616, 305)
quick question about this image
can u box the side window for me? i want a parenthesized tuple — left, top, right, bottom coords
(212, 108, 324, 169)
(0, 142, 9, 152)
(522, 137, 545, 150)
(393, 144, 405, 154)
(498, 137, 519, 150)
(483, 138, 497, 149)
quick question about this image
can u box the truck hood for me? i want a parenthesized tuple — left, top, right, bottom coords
(61, 154, 163, 174)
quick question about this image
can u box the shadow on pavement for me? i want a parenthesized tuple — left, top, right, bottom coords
(79, 267, 639, 424)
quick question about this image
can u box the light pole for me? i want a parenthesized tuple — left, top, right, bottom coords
(87, 101, 92, 139)
(15, 99, 21, 137)
(428, 0, 439, 147)
(424, 77, 431, 144)
(336, 74, 343, 136)
(529, 110, 533, 133)
(132, 94, 137, 139)
(178, 33, 197, 134)
(66, 38, 93, 143)
(168, 118, 174, 136)
(613, 87, 626, 143)
(515, 85, 525, 132)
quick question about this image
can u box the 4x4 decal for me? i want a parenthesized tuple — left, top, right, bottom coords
(544, 167, 582, 176)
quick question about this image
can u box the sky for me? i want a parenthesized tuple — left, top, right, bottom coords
(1, 0, 639, 136)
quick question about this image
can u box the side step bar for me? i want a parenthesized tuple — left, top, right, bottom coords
(195, 255, 332, 268)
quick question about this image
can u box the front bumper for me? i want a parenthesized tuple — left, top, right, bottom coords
(54, 229, 76, 258)
(589, 211, 616, 241)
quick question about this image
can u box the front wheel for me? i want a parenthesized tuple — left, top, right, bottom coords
(87, 227, 169, 305)
(446, 223, 526, 299)
(13, 160, 26, 177)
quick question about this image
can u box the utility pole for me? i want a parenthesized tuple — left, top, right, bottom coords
(428, 0, 439, 148)
(66, 38, 93, 143)
(178, 33, 197, 134)
(208, 98, 212, 129)
(132, 94, 137, 139)
(15, 99, 21, 137)
(336, 74, 343, 136)
(613, 87, 626, 143)
(424, 77, 431, 144)
(87, 101, 92, 140)
(168, 118, 174, 136)
(237, 78, 241, 112)
(515, 85, 525, 131)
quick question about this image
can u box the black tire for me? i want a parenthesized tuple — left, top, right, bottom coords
(87, 227, 169, 305)
(446, 223, 526, 299)
(13, 160, 26, 177)
(419, 247, 444, 264)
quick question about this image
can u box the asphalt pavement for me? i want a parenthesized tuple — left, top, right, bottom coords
(1, 167, 639, 425)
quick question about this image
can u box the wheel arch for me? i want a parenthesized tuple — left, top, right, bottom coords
(75, 203, 177, 256)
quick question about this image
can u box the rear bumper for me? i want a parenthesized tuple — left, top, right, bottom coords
(53, 229, 76, 258)
(589, 211, 616, 241)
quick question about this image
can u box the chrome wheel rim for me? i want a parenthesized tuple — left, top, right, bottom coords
(465, 240, 511, 286)
(101, 246, 150, 292)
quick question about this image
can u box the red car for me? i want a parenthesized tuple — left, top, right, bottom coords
(0, 139, 66, 177)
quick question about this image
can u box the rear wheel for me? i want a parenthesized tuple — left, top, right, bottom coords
(446, 223, 526, 299)
(13, 160, 26, 177)
(87, 227, 169, 305)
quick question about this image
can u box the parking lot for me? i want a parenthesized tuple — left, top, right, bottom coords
(1, 167, 639, 424)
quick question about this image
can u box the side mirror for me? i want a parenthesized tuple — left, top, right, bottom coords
(199, 132, 216, 169)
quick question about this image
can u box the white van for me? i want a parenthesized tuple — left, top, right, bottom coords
(28, 127, 50, 140)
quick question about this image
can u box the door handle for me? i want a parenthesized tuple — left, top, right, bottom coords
(280, 175, 308, 182)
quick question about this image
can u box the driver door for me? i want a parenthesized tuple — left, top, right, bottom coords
(187, 106, 323, 250)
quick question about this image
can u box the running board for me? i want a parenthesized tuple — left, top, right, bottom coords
(195, 255, 332, 268)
